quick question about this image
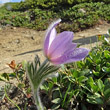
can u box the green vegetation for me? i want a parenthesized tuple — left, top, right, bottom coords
(0, 1, 110, 109)
(11, 0, 110, 11)
(0, 1, 110, 31)
(0, 34, 110, 109)
(40, 35, 110, 109)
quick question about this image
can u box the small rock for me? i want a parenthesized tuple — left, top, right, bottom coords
(79, 34, 85, 37)
(13, 27, 16, 30)
(79, 8, 86, 13)
(31, 36, 35, 40)
(6, 24, 11, 27)
(15, 39, 20, 44)
(24, 34, 31, 38)
(11, 27, 16, 30)
(0, 27, 2, 31)
(96, 27, 100, 30)
(24, 34, 35, 40)
(99, 31, 102, 33)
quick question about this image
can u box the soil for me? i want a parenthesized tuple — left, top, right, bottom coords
(0, 22, 110, 74)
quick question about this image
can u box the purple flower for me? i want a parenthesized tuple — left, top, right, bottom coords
(44, 19, 89, 65)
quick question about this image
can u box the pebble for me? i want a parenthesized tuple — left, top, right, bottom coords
(31, 36, 35, 40)
(24, 34, 31, 38)
(13, 27, 16, 30)
(0, 27, 2, 31)
(95, 27, 100, 30)
(24, 34, 35, 40)
(79, 8, 86, 13)
(14, 39, 20, 44)
(99, 31, 102, 33)
(79, 34, 85, 37)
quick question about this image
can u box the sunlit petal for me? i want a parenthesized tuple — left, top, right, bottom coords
(51, 43, 77, 59)
(44, 19, 61, 56)
(48, 31, 74, 58)
(51, 48, 89, 65)
(43, 19, 89, 65)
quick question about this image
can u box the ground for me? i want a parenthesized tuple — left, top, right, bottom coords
(0, 22, 110, 74)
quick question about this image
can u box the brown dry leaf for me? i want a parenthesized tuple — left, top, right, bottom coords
(7, 60, 16, 70)
(26, 93, 31, 98)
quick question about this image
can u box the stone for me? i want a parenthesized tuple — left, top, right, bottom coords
(31, 36, 35, 40)
(15, 39, 20, 44)
(79, 34, 85, 38)
(95, 27, 100, 30)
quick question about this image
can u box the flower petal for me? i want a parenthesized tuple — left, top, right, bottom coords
(51, 43, 77, 59)
(48, 31, 74, 58)
(48, 28, 57, 48)
(44, 19, 61, 56)
(51, 48, 89, 65)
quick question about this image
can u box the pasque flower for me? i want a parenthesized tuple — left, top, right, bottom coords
(44, 19, 89, 65)
(26, 19, 89, 110)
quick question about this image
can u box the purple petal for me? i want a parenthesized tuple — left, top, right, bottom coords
(44, 19, 61, 56)
(48, 28, 57, 48)
(51, 43, 77, 59)
(51, 48, 89, 65)
(48, 31, 74, 58)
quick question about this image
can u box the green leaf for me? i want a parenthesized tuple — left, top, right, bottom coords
(93, 70, 100, 77)
(18, 83, 25, 89)
(81, 103, 88, 110)
(72, 70, 80, 78)
(40, 65, 59, 80)
(106, 62, 110, 67)
(88, 77, 98, 93)
(80, 69, 90, 76)
(48, 82, 54, 90)
(52, 90, 61, 99)
(86, 57, 93, 64)
(52, 77, 57, 83)
(88, 77, 94, 83)
(77, 76, 88, 83)
(104, 78, 110, 86)
(9, 72, 16, 78)
(22, 60, 27, 70)
(97, 79, 104, 93)
(104, 37, 109, 44)
(102, 67, 110, 73)
(0, 75, 7, 81)
(62, 83, 71, 107)
(104, 88, 110, 100)
(26, 87, 31, 94)
(51, 98, 61, 104)
(40, 83, 49, 92)
(96, 65, 101, 71)
(104, 50, 110, 59)
(2, 73, 9, 81)
(87, 93, 103, 104)
(51, 104, 60, 110)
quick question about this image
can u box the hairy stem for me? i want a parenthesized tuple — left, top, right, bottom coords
(33, 88, 44, 110)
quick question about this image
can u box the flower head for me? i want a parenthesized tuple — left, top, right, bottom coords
(44, 19, 89, 65)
